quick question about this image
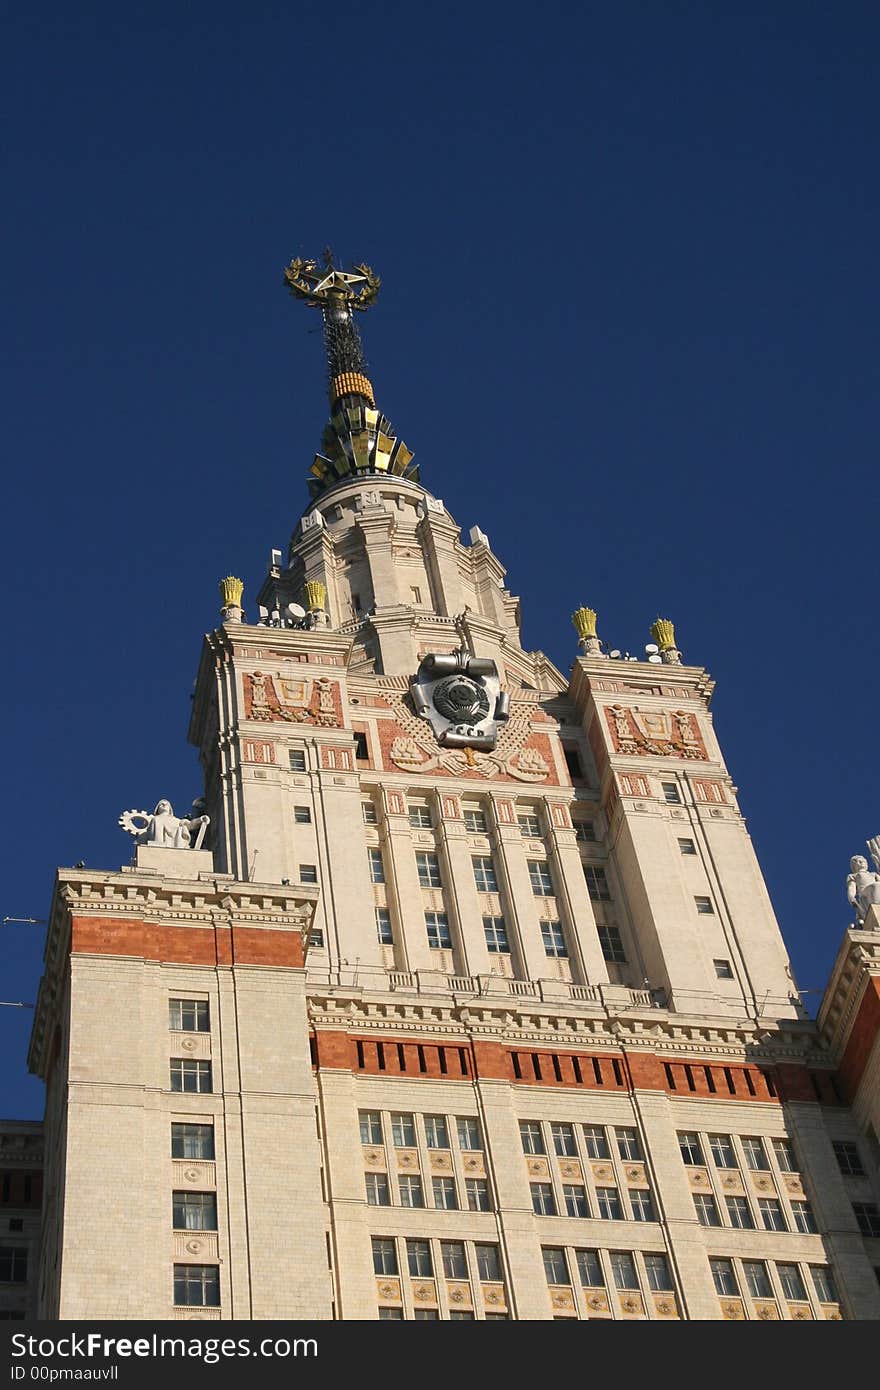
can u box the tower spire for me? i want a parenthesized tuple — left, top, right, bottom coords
(283, 253, 417, 498)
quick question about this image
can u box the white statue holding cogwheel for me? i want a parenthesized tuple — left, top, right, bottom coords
(118, 799, 210, 851)
(846, 837, 880, 925)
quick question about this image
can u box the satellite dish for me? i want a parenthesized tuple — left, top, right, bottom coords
(645, 642, 659, 654)
(609, 649, 621, 659)
(288, 603, 306, 618)
(258, 605, 269, 618)
(648, 654, 662, 664)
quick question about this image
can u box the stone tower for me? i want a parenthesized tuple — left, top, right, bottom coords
(27, 256, 880, 1320)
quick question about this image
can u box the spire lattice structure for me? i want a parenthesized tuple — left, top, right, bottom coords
(283, 251, 418, 498)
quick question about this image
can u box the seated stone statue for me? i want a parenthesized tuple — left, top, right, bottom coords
(846, 851, 880, 925)
(119, 799, 210, 850)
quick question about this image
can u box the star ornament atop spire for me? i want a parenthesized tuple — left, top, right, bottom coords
(283, 255, 381, 311)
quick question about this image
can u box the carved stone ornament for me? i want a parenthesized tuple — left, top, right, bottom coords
(118, 799, 210, 850)
(410, 648, 510, 752)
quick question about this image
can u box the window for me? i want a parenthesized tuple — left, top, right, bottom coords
(791, 1201, 818, 1235)
(576, 1249, 604, 1287)
(726, 1196, 755, 1230)
(354, 732, 369, 761)
(299, 863, 318, 884)
(551, 1122, 577, 1157)
(391, 1113, 416, 1147)
(714, 959, 734, 979)
(415, 852, 442, 889)
(294, 805, 311, 823)
(169, 999, 209, 1033)
(518, 813, 542, 838)
(475, 1244, 501, 1282)
(465, 1178, 491, 1211)
(678, 837, 697, 855)
(695, 896, 715, 915)
(173, 1264, 219, 1308)
(8, 1221, 22, 1233)
(308, 926, 324, 948)
(172, 1192, 217, 1231)
(409, 805, 432, 829)
(472, 856, 498, 893)
(616, 1127, 642, 1160)
(368, 847, 385, 883)
(541, 921, 568, 957)
(574, 820, 596, 843)
(742, 1260, 772, 1298)
(464, 808, 487, 834)
(597, 923, 626, 963)
(661, 782, 681, 804)
(449, 1311, 474, 1320)
(776, 1264, 807, 1302)
(365, 1174, 390, 1206)
(399, 1175, 424, 1208)
(288, 749, 306, 771)
(644, 1253, 673, 1292)
(833, 1140, 865, 1176)
(432, 1176, 458, 1210)
(441, 1241, 467, 1278)
(170, 1060, 212, 1093)
(563, 747, 583, 780)
(362, 801, 378, 825)
(0, 1248, 27, 1283)
(583, 865, 611, 901)
(563, 1185, 589, 1217)
(852, 1203, 880, 1237)
(758, 1197, 786, 1232)
(740, 1137, 769, 1171)
(424, 1115, 449, 1149)
(710, 1258, 738, 1297)
(543, 1247, 569, 1285)
(520, 1121, 545, 1155)
(772, 1138, 797, 1173)
(410, 586, 422, 606)
(678, 1132, 703, 1166)
(583, 1125, 610, 1160)
(378, 1307, 403, 1319)
(694, 1193, 721, 1227)
(359, 1111, 382, 1144)
(425, 911, 452, 950)
(372, 1238, 398, 1275)
(630, 1190, 656, 1222)
(483, 917, 510, 953)
(171, 1123, 214, 1160)
(596, 1187, 623, 1221)
(376, 907, 394, 945)
(709, 1135, 737, 1169)
(528, 861, 555, 896)
(811, 1266, 838, 1304)
(457, 1117, 482, 1151)
(531, 1183, 557, 1216)
(610, 1251, 639, 1290)
(406, 1240, 433, 1278)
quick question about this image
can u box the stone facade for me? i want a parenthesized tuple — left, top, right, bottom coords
(0, 1120, 42, 1321)
(24, 339, 880, 1320)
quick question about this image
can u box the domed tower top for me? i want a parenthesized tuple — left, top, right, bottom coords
(283, 250, 418, 499)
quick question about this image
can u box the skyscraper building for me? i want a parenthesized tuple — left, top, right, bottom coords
(24, 256, 880, 1320)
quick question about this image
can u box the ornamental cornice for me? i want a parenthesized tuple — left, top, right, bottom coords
(306, 991, 823, 1061)
(817, 926, 880, 1055)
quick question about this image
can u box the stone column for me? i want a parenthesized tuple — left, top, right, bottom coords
(542, 799, 610, 987)
(416, 507, 467, 617)
(380, 788, 435, 973)
(432, 790, 493, 977)
(317, 1067, 379, 1319)
(489, 796, 550, 985)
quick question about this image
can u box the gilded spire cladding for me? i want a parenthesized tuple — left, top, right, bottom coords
(283, 250, 418, 498)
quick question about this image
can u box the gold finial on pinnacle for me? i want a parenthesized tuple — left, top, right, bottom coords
(219, 576, 244, 609)
(572, 607, 598, 641)
(304, 580, 327, 612)
(650, 617, 682, 665)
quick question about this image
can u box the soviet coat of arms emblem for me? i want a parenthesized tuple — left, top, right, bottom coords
(410, 648, 510, 750)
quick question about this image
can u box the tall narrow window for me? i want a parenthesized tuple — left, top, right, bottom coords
(368, 848, 385, 884)
(541, 921, 568, 957)
(472, 855, 498, 893)
(425, 911, 452, 950)
(464, 808, 487, 833)
(375, 907, 394, 944)
(543, 1248, 569, 1285)
(483, 917, 509, 953)
(518, 813, 542, 838)
(583, 866, 611, 901)
(372, 1238, 398, 1275)
(528, 861, 555, 896)
(610, 1252, 639, 1290)
(409, 806, 433, 829)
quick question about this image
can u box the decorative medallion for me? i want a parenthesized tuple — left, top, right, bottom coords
(185, 1239, 203, 1255)
(180, 1037, 197, 1052)
(183, 1169, 202, 1184)
(413, 1285, 432, 1302)
(410, 649, 509, 751)
(722, 1301, 743, 1320)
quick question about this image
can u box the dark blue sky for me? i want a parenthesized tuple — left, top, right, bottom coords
(3, 2, 879, 1119)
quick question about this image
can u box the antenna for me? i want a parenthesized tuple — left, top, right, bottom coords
(258, 605, 269, 620)
(270, 548, 283, 569)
